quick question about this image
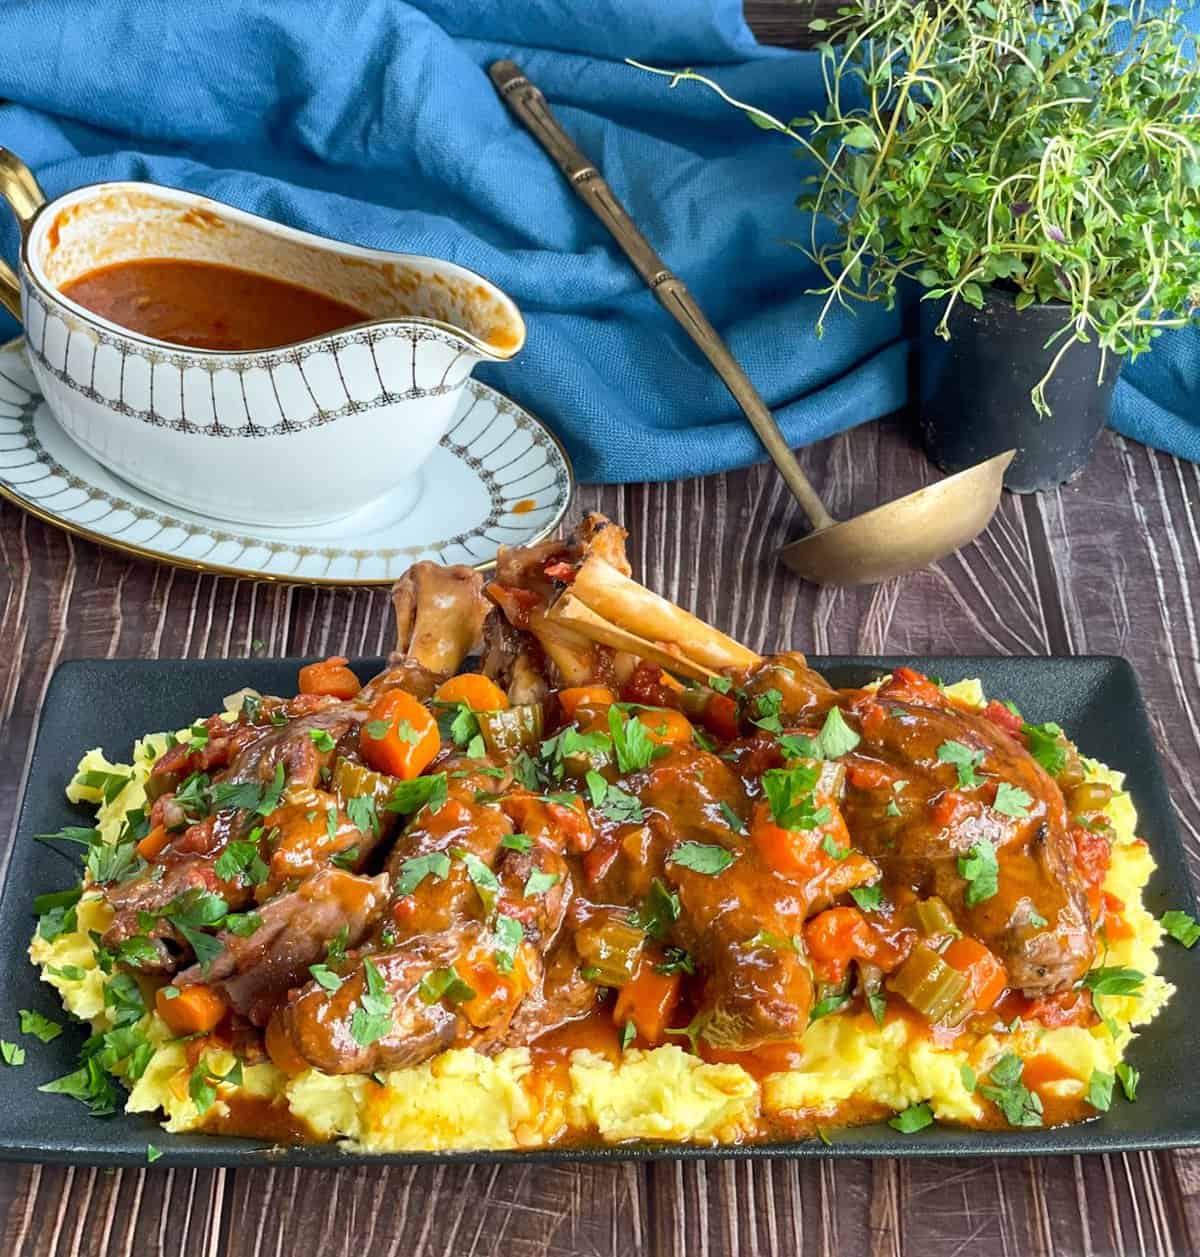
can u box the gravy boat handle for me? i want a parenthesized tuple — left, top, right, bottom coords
(0, 148, 47, 321)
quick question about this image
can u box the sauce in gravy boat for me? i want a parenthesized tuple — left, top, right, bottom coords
(0, 147, 526, 527)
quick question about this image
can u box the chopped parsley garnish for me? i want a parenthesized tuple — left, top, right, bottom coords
(173, 771, 212, 819)
(750, 689, 784, 734)
(211, 780, 265, 812)
(979, 1053, 1043, 1127)
(346, 794, 380, 836)
(326, 925, 350, 965)
(163, 889, 229, 974)
(850, 883, 883, 911)
(187, 724, 210, 751)
(501, 833, 533, 853)
(607, 707, 667, 774)
(512, 750, 542, 791)
(116, 936, 161, 968)
(888, 1102, 933, 1133)
(958, 838, 999, 908)
(718, 801, 745, 834)
(146, 1144, 162, 1163)
(385, 774, 448, 816)
(655, 947, 696, 975)
(779, 707, 861, 761)
(309, 964, 343, 993)
(868, 992, 887, 1026)
(0, 1041, 25, 1067)
(708, 677, 733, 695)
(621, 1020, 637, 1050)
(523, 869, 560, 898)
(542, 728, 612, 781)
(1027, 909, 1048, 929)
(395, 851, 452, 895)
(1161, 910, 1200, 948)
(1082, 966, 1145, 996)
(456, 849, 500, 913)
(809, 993, 849, 1022)
(213, 837, 267, 886)
(668, 841, 735, 875)
(309, 729, 337, 752)
(820, 833, 849, 861)
(493, 915, 524, 974)
(253, 763, 286, 817)
(993, 782, 1033, 818)
(937, 740, 985, 788)
(584, 770, 644, 823)
(1021, 721, 1067, 776)
(365, 719, 392, 740)
(350, 959, 394, 1045)
(224, 911, 263, 937)
(1087, 1069, 1114, 1112)
(19, 1009, 62, 1043)
(75, 770, 131, 804)
(748, 930, 799, 952)
(434, 702, 479, 749)
(330, 845, 360, 871)
(1116, 1061, 1139, 1102)
(761, 764, 830, 830)
(40, 1053, 119, 1116)
(48, 964, 87, 981)
(241, 693, 262, 722)
(634, 878, 681, 939)
(885, 800, 902, 817)
(395, 720, 422, 747)
(417, 965, 475, 1006)
(961, 1064, 977, 1091)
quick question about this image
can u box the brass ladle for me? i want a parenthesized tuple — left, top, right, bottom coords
(489, 60, 1014, 587)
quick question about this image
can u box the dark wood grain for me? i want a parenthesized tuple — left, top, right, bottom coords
(0, 6, 1196, 1256)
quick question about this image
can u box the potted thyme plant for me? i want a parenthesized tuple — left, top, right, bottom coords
(640, 1, 1200, 491)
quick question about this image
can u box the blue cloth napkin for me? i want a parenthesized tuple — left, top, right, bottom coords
(0, 0, 1194, 481)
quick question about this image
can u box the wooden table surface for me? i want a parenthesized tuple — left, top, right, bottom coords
(2, 4, 1199, 1254)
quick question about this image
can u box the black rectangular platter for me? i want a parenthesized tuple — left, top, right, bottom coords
(0, 655, 1194, 1166)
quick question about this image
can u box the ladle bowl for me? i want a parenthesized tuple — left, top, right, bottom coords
(490, 59, 1016, 587)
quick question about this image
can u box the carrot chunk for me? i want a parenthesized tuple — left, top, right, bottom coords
(943, 936, 1007, 1011)
(298, 656, 361, 699)
(155, 983, 228, 1036)
(612, 958, 682, 1045)
(635, 708, 693, 745)
(433, 673, 509, 712)
(136, 824, 171, 862)
(558, 686, 616, 719)
(359, 689, 439, 779)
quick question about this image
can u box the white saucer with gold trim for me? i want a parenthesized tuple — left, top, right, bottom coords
(0, 338, 573, 584)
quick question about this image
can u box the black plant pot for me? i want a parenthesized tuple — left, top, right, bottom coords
(918, 288, 1116, 493)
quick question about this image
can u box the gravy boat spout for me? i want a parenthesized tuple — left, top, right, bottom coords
(0, 149, 527, 528)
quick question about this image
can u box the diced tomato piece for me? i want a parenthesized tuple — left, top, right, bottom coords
(876, 666, 945, 708)
(701, 692, 739, 741)
(1024, 988, 1097, 1029)
(543, 560, 575, 582)
(621, 662, 683, 711)
(1100, 890, 1134, 941)
(155, 983, 228, 1036)
(981, 700, 1023, 736)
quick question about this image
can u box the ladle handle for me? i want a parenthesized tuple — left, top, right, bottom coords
(488, 59, 836, 533)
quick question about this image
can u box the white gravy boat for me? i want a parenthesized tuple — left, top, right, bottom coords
(0, 148, 526, 527)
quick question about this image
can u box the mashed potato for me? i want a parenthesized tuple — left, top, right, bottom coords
(30, 680, 1175, 1150)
